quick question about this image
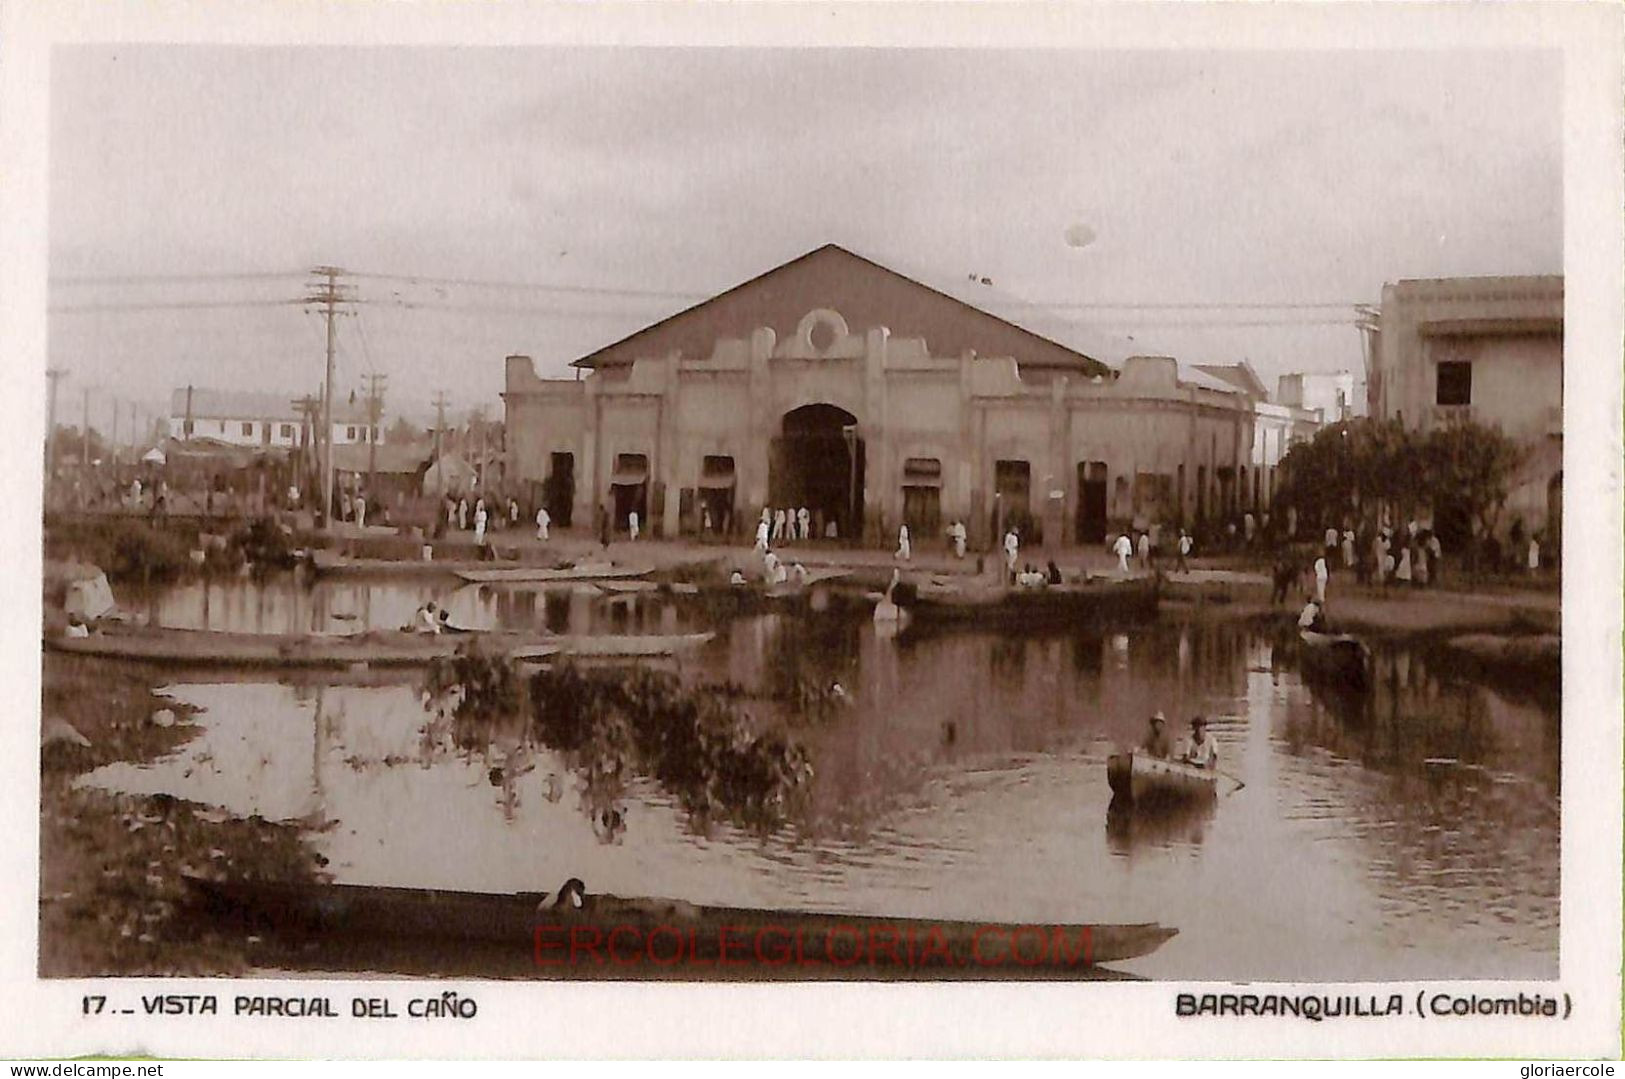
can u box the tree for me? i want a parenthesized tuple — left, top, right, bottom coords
(1424, 417, 1525, 563)
(385, 415, 425, 446)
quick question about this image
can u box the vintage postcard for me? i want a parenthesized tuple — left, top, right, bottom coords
(2, 0, 1620, 1062)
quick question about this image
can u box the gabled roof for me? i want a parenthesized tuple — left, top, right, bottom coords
(332, 443, 431, 475)
(570, 244, 1131, 376)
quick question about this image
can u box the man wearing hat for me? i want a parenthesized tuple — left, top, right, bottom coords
(1183, 716, 1218, 769)
(1141, 712, 1173, 759)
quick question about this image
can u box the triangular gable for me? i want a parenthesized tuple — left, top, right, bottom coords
(572, 244, 1112, 378)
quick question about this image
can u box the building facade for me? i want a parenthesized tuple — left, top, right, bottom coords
(504, 246, 1302, 548)
(1276, 371, 1359, 421)
(168, 388, 383, 448)
(1365, 275, 1562, 544)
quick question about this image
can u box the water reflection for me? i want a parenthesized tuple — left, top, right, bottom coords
(123, 575, 702, 638)
(82, 613, 1558, 980)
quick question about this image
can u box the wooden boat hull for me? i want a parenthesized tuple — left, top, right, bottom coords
(1297, 630, 1371, 689)
(457, 565, 649, 584)
(185, 876, 1176, 969)
(46, 627, 712, 668)
(905, 580, 1157, 624)
(1107, 751, 1218, 804)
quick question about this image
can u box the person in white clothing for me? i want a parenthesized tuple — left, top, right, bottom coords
(1313, 554, 1328, 603)
(473, 503, 488, 546)
(1395, 546, 1412, 584)
(457, 498, 468, 531)
(1183, 717, 1218, 769)
(950, 520, 967, 559)
(1003, 529, 1020, 579)
(628, 510, 640, 541)
(1527, 537, 1540, 573)
(535, 507, 550, 541)
(509, 499, 520, 527)
(1112, 532, 1132, 574)
(798, 507, 810, 541)
(762, 550, 781, 585)
(355, 494, 367, 530)
(1341, 529, 1355, 569)
(896, 524, 911, 561)
(1136, 531, 1150, 567)
(772, 508, 786, 543)
(755, 517, 771, 552)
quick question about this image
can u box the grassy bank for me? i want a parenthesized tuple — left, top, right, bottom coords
(39, 655, 319, 977)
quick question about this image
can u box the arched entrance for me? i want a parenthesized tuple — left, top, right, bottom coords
(768, 404, 864, 541)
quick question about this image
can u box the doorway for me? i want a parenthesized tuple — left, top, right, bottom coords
(769, 404, 864, 541)
(1077, 461, 1107, 543)
(609, 452, 648, 532)
(544, 452, 575, 528)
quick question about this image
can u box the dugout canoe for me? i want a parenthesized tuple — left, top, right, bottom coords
(1297, 629, 1371, 690)
(456, 565, 650, 584)
(903, 578, 1158, 624)
(1106, 751, 1219, 804)
(184, 875, 1178, 968)
(45, 626, 712, 668)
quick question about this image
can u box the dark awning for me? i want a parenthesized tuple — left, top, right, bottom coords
(903, 458, 943, 486)
(610, 462, 649, 485)
(698, 473, 735, 490)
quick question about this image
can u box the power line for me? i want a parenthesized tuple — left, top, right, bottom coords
(49, 270, 306, 286)
(49, 299, 306, 313)
(347, 268, 701, 301)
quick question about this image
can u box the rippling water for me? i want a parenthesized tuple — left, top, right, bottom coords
(84, 583, 1559, 980)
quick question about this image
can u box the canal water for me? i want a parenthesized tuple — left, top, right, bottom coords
(84, 578, 1559, 981)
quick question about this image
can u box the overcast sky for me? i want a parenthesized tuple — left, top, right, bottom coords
(48, 46, 1561, 429)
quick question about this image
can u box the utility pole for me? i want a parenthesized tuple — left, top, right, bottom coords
(111, 395, 119, 470)
(81, 385, 91, 489)
(184, 384, 194, 440)
(45, 368, 67, 499)
(305, 267, 350, 526)
(362, 372, 387, 498)
(470, 406, 487, 496)
(291, 393, 320, 500)
(431, 391, 449, 498)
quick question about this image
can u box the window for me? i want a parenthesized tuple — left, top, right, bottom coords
(241, 422, 254, 437)
(1436, 361, 1472, 406)
(346, 426, 357, 440)
(280, 424, 294, 439)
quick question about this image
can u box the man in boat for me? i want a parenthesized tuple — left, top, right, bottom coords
(1183, 716, 1218, 769)
(1142, 711, 1173, 759)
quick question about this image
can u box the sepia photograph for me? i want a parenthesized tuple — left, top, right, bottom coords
(7, 0, 1622, 1062)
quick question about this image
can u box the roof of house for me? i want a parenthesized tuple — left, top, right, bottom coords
(169, 387, 373, 424)
(1193, 362, 1269, 399)
(332, 443, 432, 475)
(568, 244, 1148, 376)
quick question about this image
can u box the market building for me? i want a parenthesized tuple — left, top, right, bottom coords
(503, 245, 1311, 549)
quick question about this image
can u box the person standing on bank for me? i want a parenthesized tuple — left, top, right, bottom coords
(798, 506, 810, 542)
(1313, 551, 1329, 604)
(1136, 530, 1151, 569)
(1175, 529, 1192, 573)
(1004, 527, 1020, 581)
(896, 524, 911, 561)
(755, 515, 770, 552)
(628, 509, 640, 542)
(1396, 544, 1412, 586)
(535, 506, 550, 541)
(1341, 528, 1355, 570)
(1113, 532, 1133, 575)
(772, 507, 787, 543)
(950, 520, 967, 559)
(473, 500, 488, 547)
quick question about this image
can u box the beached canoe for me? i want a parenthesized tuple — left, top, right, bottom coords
(1106, 751, 1219, 804)
(46, 627, 712, 668)
(185, 875, 1177, 969)
(904, 579, 1158, 624)
(457, 565, 650, 584)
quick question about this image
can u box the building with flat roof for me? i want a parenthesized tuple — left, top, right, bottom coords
(168, 387, 383, 449)
(503, 244, 1316, 547)
(1365, 274, 1562, 544)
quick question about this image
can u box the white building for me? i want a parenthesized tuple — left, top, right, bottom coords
(168, 388, 382, 448)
